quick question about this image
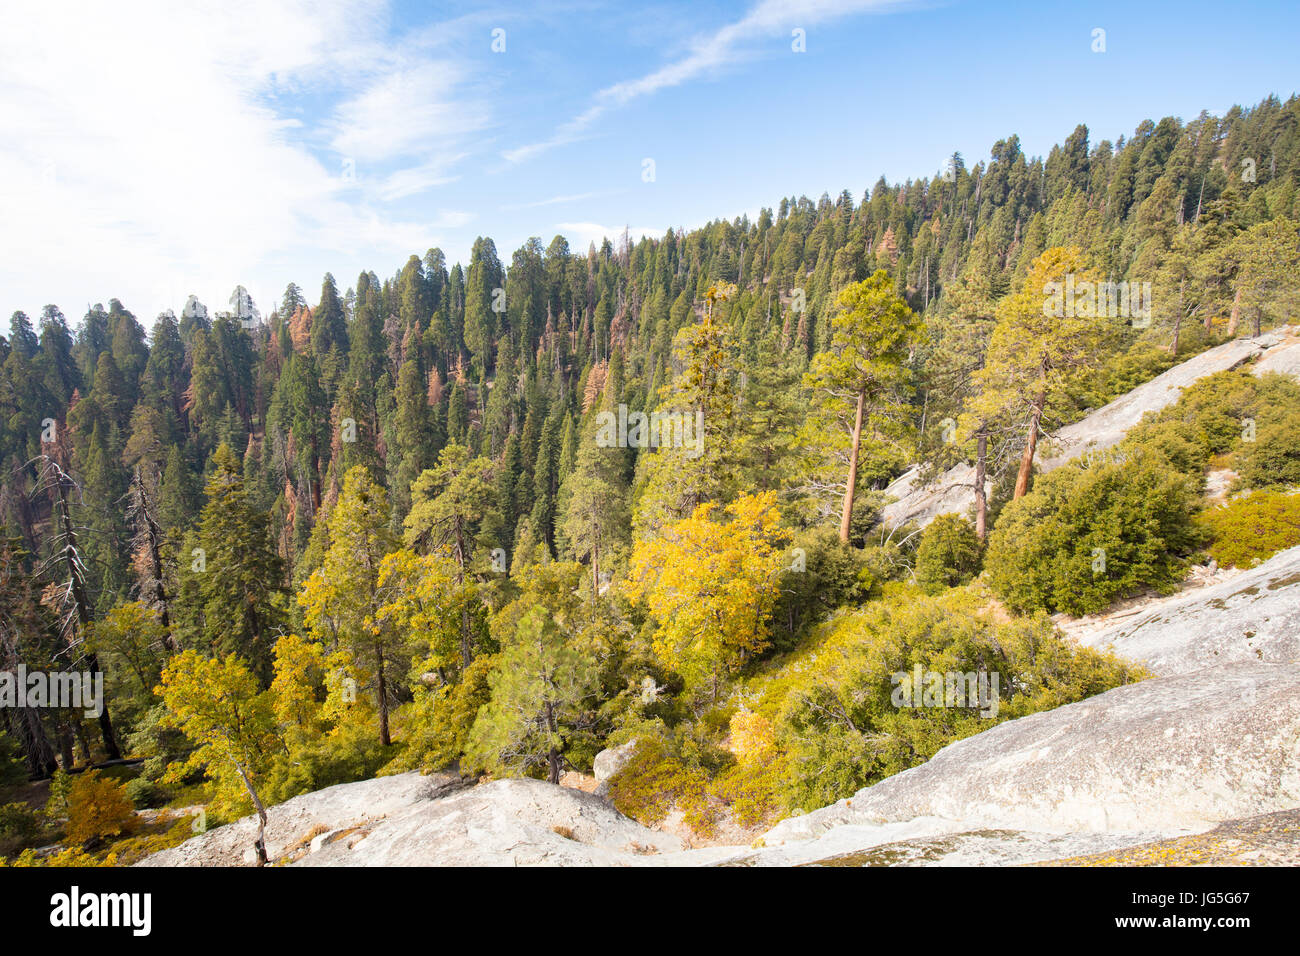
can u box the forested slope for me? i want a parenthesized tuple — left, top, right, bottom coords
(4, 94, 1300, 862)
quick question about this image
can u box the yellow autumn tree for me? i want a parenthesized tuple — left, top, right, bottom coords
(374, 548, 479, 682)
(157, 650, 279, 864)
(627, 492, 787, 697)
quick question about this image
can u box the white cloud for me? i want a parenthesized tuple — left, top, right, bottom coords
(328, 61, 488, 165)
(0, 0, 481, 323)
(503, 0, 911, 164)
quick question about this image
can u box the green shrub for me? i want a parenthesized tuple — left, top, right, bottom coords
(770, 528, 877, 648)
(124, 704, 203, 789)
(381, 654, 496, 776)
(914, 513, 982, 593)
(984, 450, 1202, 615)
(767, 591, 1146, 812)
(123, 777, 172, 810)
(1121, 369, 1300, 478)
(1119, 419, 1206, 479)
(606, 738, 715, 832)
(1237, 409, 1300, 490)
(1199, 491, 1300, 568)
(707, 754, 789, 828)
(0, 802, 46, 857)
(44, 768, 71, 819)
(263, 718, 393, 805)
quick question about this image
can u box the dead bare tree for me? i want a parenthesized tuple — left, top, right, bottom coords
(126, 467, 177, 650)
(30, 455, 122, 761)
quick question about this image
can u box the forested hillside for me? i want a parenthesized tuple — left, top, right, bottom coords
(3, 94, 1300, 861)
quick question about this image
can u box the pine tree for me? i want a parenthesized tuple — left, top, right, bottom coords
(467, 604, 601, 784)
(312, 273, 349, 362)
(806, 271, 922, 542)
(177, 444, 285, 678)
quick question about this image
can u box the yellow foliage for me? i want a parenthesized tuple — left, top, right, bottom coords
(271, 633, 327, 731)
(729, 710, 776, 764)
(157, 650, 279, 819)
(65, 770, 136, 847)
(627, 492, 787, 689)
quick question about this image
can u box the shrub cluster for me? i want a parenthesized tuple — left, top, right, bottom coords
(984, 450, 1202, 615)
(1199, 491, 1300, 568)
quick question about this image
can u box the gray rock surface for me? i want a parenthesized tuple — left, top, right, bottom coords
(592, 740, 638, 782)
(1251, 331, 1300, 378)
(881, 329, 1295, 531)
(297, 778, 687, 866)
(138, 772, 459, 866)
(140, 774, 693, 867)
(592, 739, 638, 797)
(1073, 544, 1300, 676)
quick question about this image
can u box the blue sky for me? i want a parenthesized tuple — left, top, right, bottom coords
(2, 0, 1297, 325)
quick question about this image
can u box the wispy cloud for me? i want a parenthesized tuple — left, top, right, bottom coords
(503, 190, 614, 210)
(502, 0, 912, 164)
(0, 0, 484, 320)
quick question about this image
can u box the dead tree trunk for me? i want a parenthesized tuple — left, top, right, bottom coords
(51, 463, 121, 760)
(128, 470, 177, 649)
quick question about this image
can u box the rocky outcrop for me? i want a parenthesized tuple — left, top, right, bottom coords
(1037, 807, 1300, 866)
(1071, 544, 1300, 676)
(296, 778, 689, 866)
(139, 772, 461, 867)
(881, 329, 1297, 531)
(140, 774, 697, 867)
(592, 740, 638, 797)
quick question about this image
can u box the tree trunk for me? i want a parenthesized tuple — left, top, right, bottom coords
(1, 634, 59, 776)
(233, 761, 269, 866)
(544, 701, 560, 785)
(55, 722, 74, 770)
(839, 388, 866, 544)
(131, 470, 176, 649)
(13, 708, 58, 777)
(74, 722, 93, 764)
(1227, 285, 1242, 337)
(1173, 279, 1185, 356)
(1013, 390, 1046, 500)
(974, 430, 988, 541)
(454, 520, 473, 668)
(376, 644, 390, 747)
